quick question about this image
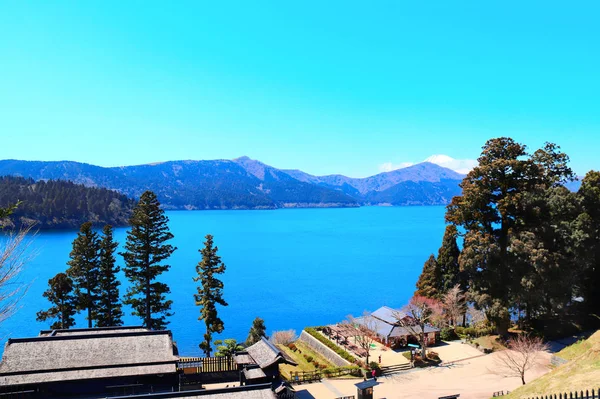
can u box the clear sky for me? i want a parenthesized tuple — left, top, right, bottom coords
(1, 1, 599, 177)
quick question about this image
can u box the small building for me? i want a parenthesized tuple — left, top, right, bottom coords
(0, 326, 179, 398)
(108, 383, 277, 399)
(234, 337, 297, 385)
(367, 306, 440, 348)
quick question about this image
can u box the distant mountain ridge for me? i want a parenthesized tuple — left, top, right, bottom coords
(0, 158, 467, 210)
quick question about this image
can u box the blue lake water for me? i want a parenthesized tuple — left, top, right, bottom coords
(0, 206, 446, 356)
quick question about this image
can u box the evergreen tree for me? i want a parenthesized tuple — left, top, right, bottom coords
(121, 191, 176, 330)
(437, 225, 462, 293)
(194, 234, 228, 357)
(246, 317, 267, 346)
(214, 339, 244, 358)
(36, 273, 77, 329)
(415, 254, 441, 299)
(96, 225, 123, 327)
(66, 222, 101, 328)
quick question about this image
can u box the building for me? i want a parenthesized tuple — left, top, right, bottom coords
(0, 326, 180, 398)
(367, 306, 440, 348)
(108, 383, 277, 399)
(234, 337, 297, 385)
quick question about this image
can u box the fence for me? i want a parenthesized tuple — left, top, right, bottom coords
(527, 388, 600, 399)
(493, 391, 510, 397)
(177, 357, 237, 374)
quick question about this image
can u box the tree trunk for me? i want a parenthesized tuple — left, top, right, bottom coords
(521, 373, 526, 385)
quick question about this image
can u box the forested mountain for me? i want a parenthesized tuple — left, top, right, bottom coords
(0, 158, 467, 209)
(0, 176, 134, 229)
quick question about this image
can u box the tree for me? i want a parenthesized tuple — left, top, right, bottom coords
(346, 312, 377, 365)
(437, 225, 462, 293)
(270, 330, 297, 345)
(494, 335, 548, 385)
(194, 234, 228, 357)
(415, 255, 441, 298)
(96, 225, 123, 327)
(36, 273, 77, 329)
(393, 295, 443, 358)
(0, 225, 34, 325)
(66, 222, 101, 328)
(246, 317, 267, 346)
(121, 191, 176, 330)
(443, 284, 467, 326)
(214, 339, 244, 358)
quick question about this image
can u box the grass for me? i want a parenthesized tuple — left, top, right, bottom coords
(504, 330, 600, 399)
(473, 335, 507, 352)
(277, 342, 335, 379)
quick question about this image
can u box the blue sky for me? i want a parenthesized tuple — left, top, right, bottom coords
(0, 1, 599, 177)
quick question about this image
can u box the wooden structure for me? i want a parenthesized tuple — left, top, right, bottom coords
(526, 388, 600, 399)
(234, 337, 297, 385)
(355, 379, 379, 399)
(0, 326, 179, 398)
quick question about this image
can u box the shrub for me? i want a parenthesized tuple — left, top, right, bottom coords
(368, 361, 381, 371)
(306, 355, 313, 363)
(319, 364, 328, 369)
(312, 361, 320, 368)
(440, 327, 459, 341)
(427, 351, 440, 361)
(455, 326, 466, 337)
(304, 328, 357, 363)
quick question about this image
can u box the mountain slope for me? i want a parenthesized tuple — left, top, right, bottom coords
(0, 158, 466, 210)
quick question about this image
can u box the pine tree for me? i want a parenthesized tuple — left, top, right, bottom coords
(66, 222, 101, 328)
(246, 317, 267, 346)
(437, 225, 462, 293)
(194, 234, 228, 357)
(36, 273, 77, 329)
(121, 191, 176, 330)
(96, 225, 123, 327)
(415, 254, 441, 299)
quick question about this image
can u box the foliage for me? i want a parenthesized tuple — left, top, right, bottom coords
(443, 284, 467, 326)
(440, 327, 459, 341)
(66, 222, 101, 328)
(415, 254, 441, 299)
(36, 273, 77, 329)
(437, 225, 462, 293)
(304, 327, 357, 363)
(0, 176, 133, 230)
(346, 312, 377, 364)
(194, 234, 227, 356)
(271, 329, 298, 345)
(121, 191, 176, 330)
(214, 338, 244, 358)
(95, 225, 123, 327)
(246, 317, 267, 346)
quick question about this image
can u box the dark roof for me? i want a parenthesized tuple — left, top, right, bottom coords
(0, 327, 178, 386)
(244, 337, 297, 369)
(105, 383, 276, 399)
(388, 324, 440, 337)
(371, 306, 403, 325)
(355, 379, 380, 390)
(243, 367, 267, 380)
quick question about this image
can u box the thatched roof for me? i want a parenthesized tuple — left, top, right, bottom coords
(105, 383, 276, 399)
(0, 327, 178, 386)
(243, 367, 267, 380)
(243, 337, 297, 369)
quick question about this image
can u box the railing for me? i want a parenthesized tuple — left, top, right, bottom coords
(177, 356, 236, 374)
(526, 388, 600, 399)
(493, 391, 510, 397)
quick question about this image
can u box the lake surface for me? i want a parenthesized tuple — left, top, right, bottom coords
(0, 206, 447, 356)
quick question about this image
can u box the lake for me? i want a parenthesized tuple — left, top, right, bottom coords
(0, 206, 447, 356)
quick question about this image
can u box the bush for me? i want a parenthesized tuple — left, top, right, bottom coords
(427, 351, 440, 361)
(368, 361, 381, 371)
(305, 355, 313, 363)
(319, 364, 328, 369)
(312, 361, 320, 368)
(440, 327, 459, 341)
(304, 328, 357, 363)
(455, 326, 466, 337)
(288, 343, 297, 351)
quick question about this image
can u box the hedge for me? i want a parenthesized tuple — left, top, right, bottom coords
(304, 327, 357, 363)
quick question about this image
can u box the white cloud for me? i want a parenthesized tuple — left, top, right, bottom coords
(379, 154, 478, 174)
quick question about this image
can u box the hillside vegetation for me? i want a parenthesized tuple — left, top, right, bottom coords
(506, 331, 600, 399)
(0, 176, 134, 229)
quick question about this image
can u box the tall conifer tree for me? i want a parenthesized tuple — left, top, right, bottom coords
(246, 317, 267, 346)
(437, 225, 462, 293)
(121, 191, 176, 330)
(415, 254, 441, 299)
(96, 225, 123, 327)
(36, 273, 77, 329)
(66, 222, 101, 328)
(194, 234, 228, 357)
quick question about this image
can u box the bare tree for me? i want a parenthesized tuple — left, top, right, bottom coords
(393, 295, 443, 358)
(494, 335, 548, 385)
(443, 284, 467, 326)
(270, 329, 297, 345)
(467, 305, 487, 327)
(346, 311, 377, 365)
(0, 226, 35, 325)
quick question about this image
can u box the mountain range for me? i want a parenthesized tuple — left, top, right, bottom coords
(0, 157, 466, 210)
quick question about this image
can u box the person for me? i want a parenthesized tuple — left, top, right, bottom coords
(371, 369, 377, 381)
(378, 355, 381, 363)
